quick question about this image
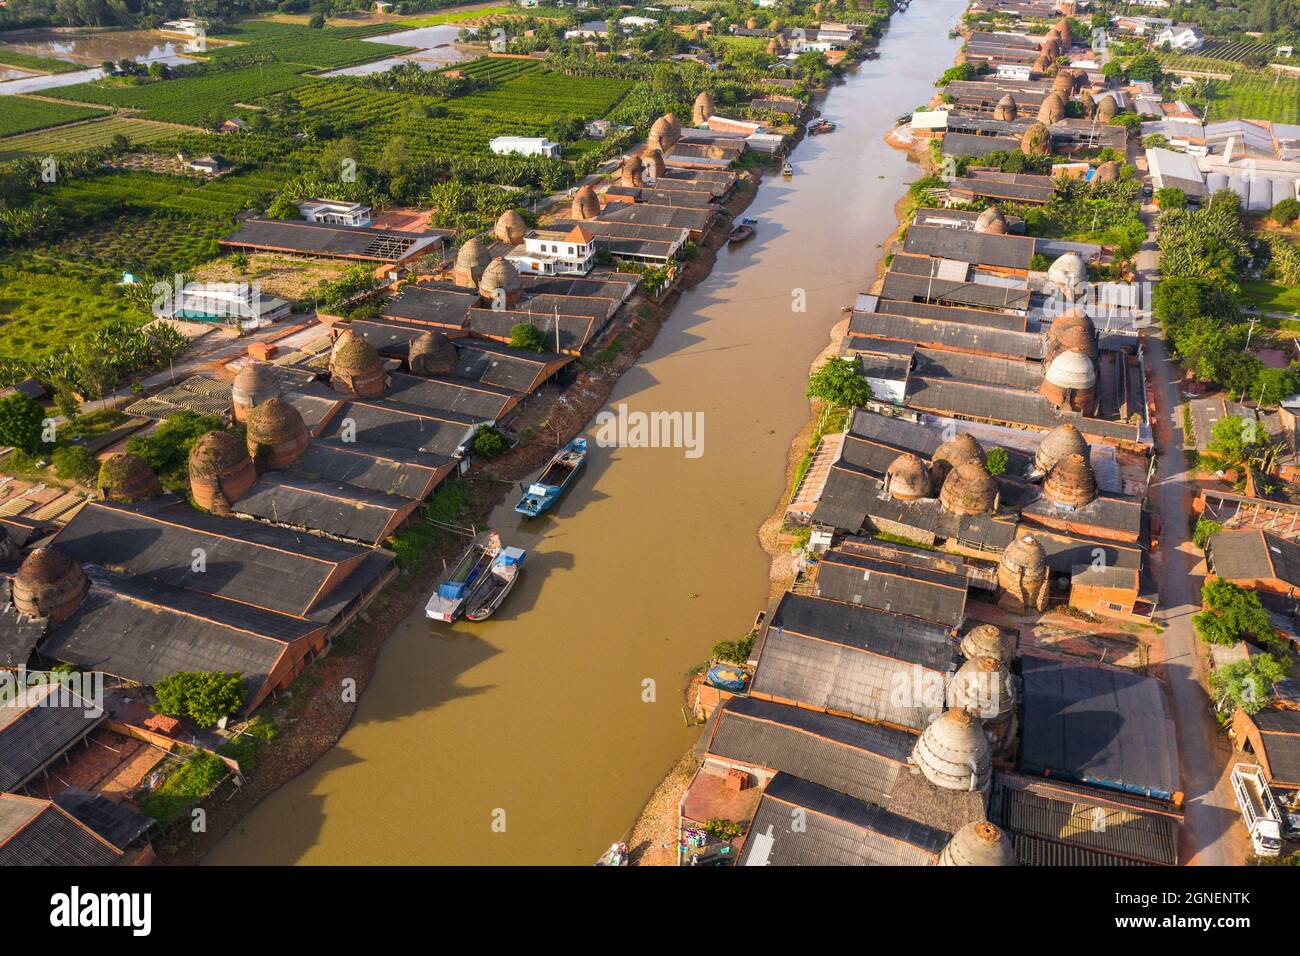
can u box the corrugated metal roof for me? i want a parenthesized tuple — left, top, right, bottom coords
(1019, 653, 1180, 800)
(738, 773, 945, 866)
(708, 697, 912, 806)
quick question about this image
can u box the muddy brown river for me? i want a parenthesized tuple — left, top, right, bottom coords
(208, 0, 968, 865)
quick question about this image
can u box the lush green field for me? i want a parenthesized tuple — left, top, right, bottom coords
(46, 168, 290, 222)
(1196, 73, 1300, 124)
(0, 47, 83, 74)
(290, 69, 631, 159)
(205, 20, 413, 69)
(0, 96, 107, 137)
(0, 116, 181, 160)
(454, 56, 542, 82)
(0, 254, 144, 361)
(43, 63, 318, 125)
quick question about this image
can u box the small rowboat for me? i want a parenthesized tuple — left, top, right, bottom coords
(463, 546, 526, 621)
(782, 161, 794, 177)
(515, 438, 587, 517)
(808, 118, 835, 135)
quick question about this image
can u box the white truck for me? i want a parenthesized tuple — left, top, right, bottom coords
(1231, 763, 1284, 858)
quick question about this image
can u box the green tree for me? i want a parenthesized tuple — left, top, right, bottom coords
(152, 671, 246, 727)
(509, 323, 546, 352)
(1207, 415, 1259, 468)
(308, 12, 326, 28)
(1192, 578, 1273, 646)
(1209, 654, 1289, 715)
(318, 135, 361, 180)
(1126, 52, 1163, 83)
(806, 358, 872, 409)
(0, 392, 46, 455)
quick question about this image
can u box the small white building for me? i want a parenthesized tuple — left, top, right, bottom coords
(619, 16, 659, 29)
(161, 18, 203, 36)
(791, 38, 834, 53)
(506, 225, 595, 276)
(996, 63, 1033, 81)
(1154, 24, 1204, 50)
(184, 154, 226, 175)
(489, 135, 563, 159)
(298, 199, 373, 227)
(161, 281, 291, 325)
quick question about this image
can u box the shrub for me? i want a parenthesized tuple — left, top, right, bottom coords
(52, 444, 97, 483)
(509, 322, 545, 352)
(985, 447, 1009, 476)
(1272, 197, 1300, 227)
(472, 425, 507, 458)
(1192, 518, 1222, 549)
(711, 634, 756, 664)
(126, 411, 222, 492)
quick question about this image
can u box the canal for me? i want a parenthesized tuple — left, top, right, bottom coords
(208, 0, 969, 866)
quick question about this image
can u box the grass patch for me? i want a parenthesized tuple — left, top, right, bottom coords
(135, 748, 229, 822)
(1243, 279, 1300, 315)
(45, 63, 318, 125)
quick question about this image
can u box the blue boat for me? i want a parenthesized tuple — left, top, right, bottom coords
(515, 438, 587, 517)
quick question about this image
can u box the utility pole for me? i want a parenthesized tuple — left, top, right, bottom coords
(1244, 315, 1258, 351)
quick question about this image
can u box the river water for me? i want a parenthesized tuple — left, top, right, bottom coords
(208, 0, 968, 866)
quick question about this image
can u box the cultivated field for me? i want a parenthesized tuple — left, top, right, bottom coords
(290, 68, 631, 159)
(0, 96, 107, 138)
(0, 116, 181, 160)
(42, 62, 319, 125)
(0, 254, 144, 361)
(1195, 72, 1300, 123)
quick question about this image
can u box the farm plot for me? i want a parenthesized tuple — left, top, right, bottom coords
(42, 63, 317, 125)
(0, 96, 107, 137)
(0, 253, 144, 362)
(454, 57, 542, 82)
(1199, 39, 1275, 64)
(47, 169, 291, 223)
(205, 21, 412, 69)
(0, 116, 180, 161)
(1196, 73, 1300, 124)
(288, 70, 631, 159)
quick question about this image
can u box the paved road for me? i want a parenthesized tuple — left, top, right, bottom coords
(1137, 206, 1248, 865)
